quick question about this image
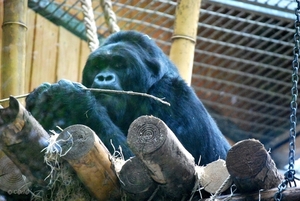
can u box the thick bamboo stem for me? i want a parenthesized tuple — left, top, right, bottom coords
(1, 0, 27, 100)
(169, 0, 201, 85)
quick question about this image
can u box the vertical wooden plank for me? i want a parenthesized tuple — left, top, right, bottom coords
(30, 14, 58, 90)
(25, 9, 36, 93)
(56, 26, 81, 81)
(0, 0, 3, 99)
(78, 40, 90, 82)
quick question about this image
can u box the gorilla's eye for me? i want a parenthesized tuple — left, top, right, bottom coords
(115, 62, 124, 69)
(113, 55, 124, 62)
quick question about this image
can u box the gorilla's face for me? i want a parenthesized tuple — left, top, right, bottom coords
(82, 32, 166, 123)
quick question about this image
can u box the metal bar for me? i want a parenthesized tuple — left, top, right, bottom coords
(28, 0, 89, 40)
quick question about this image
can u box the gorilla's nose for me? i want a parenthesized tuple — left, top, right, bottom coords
(97, 73, 115, 83)
(93, 72, 118, 89)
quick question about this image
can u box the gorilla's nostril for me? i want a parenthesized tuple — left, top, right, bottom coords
(98, 76, 105, 81)
(106, 75, 114, 81)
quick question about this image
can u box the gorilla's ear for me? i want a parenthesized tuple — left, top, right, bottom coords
(145, 58, 162, 76)
(145, 51, 179, 80)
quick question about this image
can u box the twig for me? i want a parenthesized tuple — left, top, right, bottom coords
(84, 88, 170, 106)
(0, 93, 29, 103)
(0, 89, 171, 106)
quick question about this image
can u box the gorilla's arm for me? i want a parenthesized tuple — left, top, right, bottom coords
(26, 79, 132, 158)
(141, 77, 230, 164)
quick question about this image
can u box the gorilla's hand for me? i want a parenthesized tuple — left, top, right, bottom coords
(26, 79, 133, 158)
(26, 79, 94, 131)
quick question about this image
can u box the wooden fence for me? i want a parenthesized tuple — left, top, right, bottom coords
(0, 2, 91, 101)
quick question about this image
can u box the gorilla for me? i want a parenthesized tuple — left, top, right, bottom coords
(26, 30, 230, 165)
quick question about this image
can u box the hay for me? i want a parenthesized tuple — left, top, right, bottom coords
(31, 132, 97, 201)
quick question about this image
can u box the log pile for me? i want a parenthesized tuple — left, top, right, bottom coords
(56, 125, 121, 201)
(226, 139, 283, 193)
(0, 97, 300, 201)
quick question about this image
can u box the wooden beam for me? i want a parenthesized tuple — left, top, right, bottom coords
(200, 187, 300, 201)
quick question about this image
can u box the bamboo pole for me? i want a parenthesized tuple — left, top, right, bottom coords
(1, 0, 27, 101)
(169, 0, 201, 86)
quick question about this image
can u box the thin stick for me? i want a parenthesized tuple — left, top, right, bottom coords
(0, 93, 29, 103)
(0, 89, 171, 106)
(84, 88, 170, 106)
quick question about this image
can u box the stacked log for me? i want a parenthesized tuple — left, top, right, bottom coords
(226, 139, 283, 193)
(117, 156, 157, 200)
(1, 98, 300, 201)
(56, 124, 121, 201)
(0, 97, 50, 190)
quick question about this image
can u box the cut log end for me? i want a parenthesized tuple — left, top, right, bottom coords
(56, 124, 97, 161)
(119, 157, 157, 199)
(196, 159, 232, 194)
(0, 97, 50, 187)
(226, 139, 267, 178)
(57, 124, 121, 201)
(127, 115, 167, 154)
(127, 115, 195, 200)
(226, 139, 283, 193)
(0, 151, 31, 194)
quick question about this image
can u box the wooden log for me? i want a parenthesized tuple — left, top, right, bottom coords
(0, 96, 50, 187)
(127, 115, 196, 200)
(118, 156, 157, 200)
(0, 150, 30, 194)
(56, 124, 121, 201)
(196, 159, 232, 194)
(226, 139, 283, 193)
(200, 187, 300, 201)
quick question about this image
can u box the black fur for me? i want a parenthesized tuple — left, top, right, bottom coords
(26, 31, 230, 164)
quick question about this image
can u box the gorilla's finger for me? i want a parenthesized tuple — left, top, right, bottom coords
(26, 82, 51, 108)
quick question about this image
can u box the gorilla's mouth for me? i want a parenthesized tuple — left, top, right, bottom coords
(94, 91, 124, 106)
(94, 92, 113, 99)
